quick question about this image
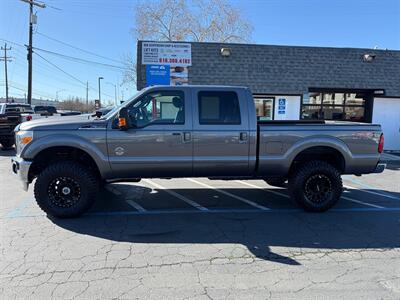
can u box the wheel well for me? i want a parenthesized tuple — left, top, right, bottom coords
(29, 146, 101, 181)
(290, 146, 345, 173)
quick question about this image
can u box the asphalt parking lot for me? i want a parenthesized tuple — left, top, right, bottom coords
(1, 148, 400, 299)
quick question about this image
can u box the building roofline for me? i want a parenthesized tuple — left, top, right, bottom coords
(138, 40, 400, 53)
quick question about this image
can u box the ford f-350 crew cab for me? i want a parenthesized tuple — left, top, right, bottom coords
(11, 86, 385, 218)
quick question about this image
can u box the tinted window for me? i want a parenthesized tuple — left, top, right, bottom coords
(127, 90, 185, 127)
(5, 105, 34, 113)
(198, 91, 241, 125)
(34, 106, 57, 114)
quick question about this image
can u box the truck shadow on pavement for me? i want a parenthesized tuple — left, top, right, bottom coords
(0, 148, 16, 157)
(50, 185, 400, 266)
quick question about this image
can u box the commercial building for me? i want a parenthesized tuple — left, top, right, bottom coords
(136, 41, 400, 150)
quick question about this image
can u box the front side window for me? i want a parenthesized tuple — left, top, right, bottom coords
(127, 90, 185, 127)
(198, 91, 241, 125)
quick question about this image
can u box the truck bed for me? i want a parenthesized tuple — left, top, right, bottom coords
(256, 121, 382, 176)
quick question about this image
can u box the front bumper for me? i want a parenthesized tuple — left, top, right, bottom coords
(373, 162, 386, 173)
(11, 156, 32, 191)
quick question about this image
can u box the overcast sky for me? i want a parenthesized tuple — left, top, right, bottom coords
(0, 0, 399, 102)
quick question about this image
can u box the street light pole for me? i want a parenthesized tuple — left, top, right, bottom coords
(106, 82, 117, 106)
(98, 76, 103, 105)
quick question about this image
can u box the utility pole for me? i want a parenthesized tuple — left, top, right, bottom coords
(86, 81, 89, 107)
(0, 43, 12, 103)
(21, 0, 46, 104)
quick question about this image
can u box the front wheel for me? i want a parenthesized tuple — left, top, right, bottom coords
(34, 161, 99, 218)
(288, 161, 342, 212)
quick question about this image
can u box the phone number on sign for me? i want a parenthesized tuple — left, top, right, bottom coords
(159, 58, 191, 64)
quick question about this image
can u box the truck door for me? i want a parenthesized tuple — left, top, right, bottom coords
(192, 89, 251, 176)
(107, 89, 193, 178)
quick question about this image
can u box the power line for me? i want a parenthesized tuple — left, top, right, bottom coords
(34, 52, 113, 98)
(33, 46, 126, 70)
(0, 38, 25, 48)
(36, 31, 124, 64)
(34, 51, 87, 86)
(1, 37, 131, 72)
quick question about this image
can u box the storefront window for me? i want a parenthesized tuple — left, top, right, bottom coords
(301, 92, 368, 122)
(344, 106, 365, 122)
(254, 97, 274, 120)
(302, 105, 321, 120)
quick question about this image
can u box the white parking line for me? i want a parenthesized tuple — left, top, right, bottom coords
(344, 184, 400, 201)
(236, 180, 290, 198)
(187, 178, 270, 211)
(237, 180, 385, 209)
(126, 200, 147, 212)
(143, 179, 208, 211)
(341, 196, 384, 209)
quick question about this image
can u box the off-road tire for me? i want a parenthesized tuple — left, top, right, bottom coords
(288, 161, 342, 212)
(0, 137, 15, 150)
(34, 161, 99, 218)
(265, 178, 287, 187)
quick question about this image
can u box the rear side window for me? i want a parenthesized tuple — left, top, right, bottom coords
(198, 91, 241, 125)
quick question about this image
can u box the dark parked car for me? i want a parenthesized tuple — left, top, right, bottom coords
(0, 103, 34, 149)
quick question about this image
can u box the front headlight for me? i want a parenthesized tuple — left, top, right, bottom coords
(16, 130, 33, 153)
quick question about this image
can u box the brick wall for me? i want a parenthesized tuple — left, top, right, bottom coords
(137, 41, 400, 97)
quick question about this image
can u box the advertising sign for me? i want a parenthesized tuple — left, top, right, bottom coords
(146, 65, 170, 86)
(142, 42, 192, 66)
(170, 66, 188, 86)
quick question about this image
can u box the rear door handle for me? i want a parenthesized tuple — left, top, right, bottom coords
(183, 132, 191, 143)
(172, 132, 181, 136)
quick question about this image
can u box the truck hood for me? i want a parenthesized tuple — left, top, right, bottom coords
(18, 114, 108, 131)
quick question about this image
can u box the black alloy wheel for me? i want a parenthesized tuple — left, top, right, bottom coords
(48, 176, 82, 208)
(288, 160, 342, 212)
(34, 161, 99, 218)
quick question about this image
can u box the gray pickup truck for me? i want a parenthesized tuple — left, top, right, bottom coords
(11, 85, 385, 217)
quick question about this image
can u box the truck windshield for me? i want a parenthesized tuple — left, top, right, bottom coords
(102, 89, 148, 119)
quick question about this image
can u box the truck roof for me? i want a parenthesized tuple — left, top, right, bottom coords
(144, 85, 250, 90)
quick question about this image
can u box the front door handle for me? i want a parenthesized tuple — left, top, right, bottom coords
(183, 132, 191, 143)
(239, 132, 248, 143)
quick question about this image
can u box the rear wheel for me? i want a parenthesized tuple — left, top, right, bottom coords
(288, 161, 342, 212)
(34, 161, 99, 218)
(0, 137, 15, 150)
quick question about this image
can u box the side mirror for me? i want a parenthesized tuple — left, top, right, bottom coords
(94, 110, 102, 118)
(118, 107, 130, 130)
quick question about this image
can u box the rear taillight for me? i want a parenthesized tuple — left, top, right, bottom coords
(378, 133, 384, 153)
(26, 115, 32, 121)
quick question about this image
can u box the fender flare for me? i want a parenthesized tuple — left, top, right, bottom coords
(22, 134, 110, 177)
(283, 136, 352, 170)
